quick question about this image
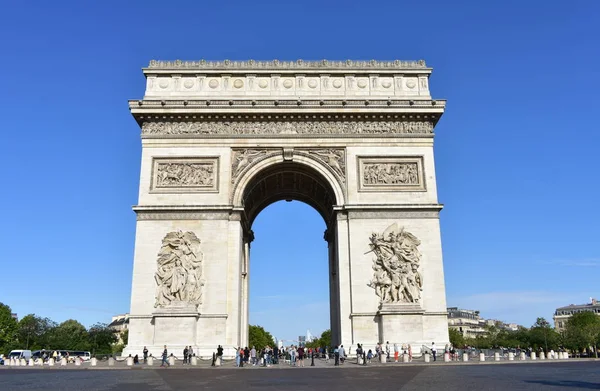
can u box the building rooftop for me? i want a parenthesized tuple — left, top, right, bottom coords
(555, 298, 599, 312)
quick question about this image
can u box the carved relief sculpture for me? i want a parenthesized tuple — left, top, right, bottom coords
(142, 120, 434, 136)
(231, 149, 272, 183)
(367, 223, 423, 304)
(302, 149, 346, 182)
(153, 158, 218, 192)
(363, 162, 419, 186)
(155, 231, 205, 309)
(358, 157, 424, 191)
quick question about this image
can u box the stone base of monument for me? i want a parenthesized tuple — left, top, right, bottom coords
(377, 303, 426, 350)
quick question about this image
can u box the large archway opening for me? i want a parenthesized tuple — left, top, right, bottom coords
(237, 161, 342, 348)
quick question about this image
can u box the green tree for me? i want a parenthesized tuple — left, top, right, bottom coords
(248, 325, 275, 350)
(448, 328, 465, 348)
(529, 317, 560, 351)
(48, 320, 90, 350)
(0, 303, 18, 355)
(16, 315, 57, 350)
(563, 312, 600, 357)
(318, 329, 332, 348)
(88, 323, 117, 355)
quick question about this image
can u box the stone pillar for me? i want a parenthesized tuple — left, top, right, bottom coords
(60, 358, 67, 366)
(520, 352, 526, 361)
(403, 353, 409, 363)
(539, 352, 545, 360)
(557, 352, 563, 359)
(91, 358, 97, 366)
(462, 353, 468, 362)
(48, 358, 55, 366)
(424, 353, 430, 363)
(444, 353, 450, 362)
(508, 352, 514, 361)
(29, 358, 34, 366)
(168, 356, 175, 366)
(564, 352, 569, 359)
(13, 358, 18, 366)
(215, 356, 222, 366)
(494, 352, 500, 361)
(126, 356, 133, 366)
(75, 358, 81, 366)
(479, 352, 485, 362)
(380, 354, 387, 363)
(108, 357, 115, 366)
(191, 356, 198, 365)
(357, 356, 363, 365)
(531, 352, 536, 360)
(148, 356, 154, 366)
(336, 216, 353, 347)
(21, 359, 27, 366)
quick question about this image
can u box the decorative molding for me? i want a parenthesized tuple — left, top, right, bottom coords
(151, 157, 219, 193)
(148, 59, 427, 70)
(155, 231, 205, 309)
(142, 120, 434, 136)
(358, 156, 425, 192)
(136, 211, 232, 221)
(347, 210, 439, 219)
(367, 223, 423, 304)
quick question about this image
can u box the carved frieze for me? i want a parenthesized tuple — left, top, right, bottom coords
(155, 231, 205, 309)
(358, 156, 425, 192)
(142, 120, 434, 136)
(152, 157, 218, 193)
(367, 223, 423, 304)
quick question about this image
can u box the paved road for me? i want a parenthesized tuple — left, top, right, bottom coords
(1, 361, 599, 390)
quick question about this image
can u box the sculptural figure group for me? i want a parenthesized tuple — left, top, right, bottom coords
(367, 223, 423, 304)
(155, 231, 205, 308)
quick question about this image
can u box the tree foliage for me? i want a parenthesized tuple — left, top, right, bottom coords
(248, 325, 275, 350)
(563, 312, 600, 356)
(448, 328, 465, 348)
(88, 323, 117, 355)
(48, 320, 90, 351)
(0, 303, 18, 355)
(16, 314, 57, 350)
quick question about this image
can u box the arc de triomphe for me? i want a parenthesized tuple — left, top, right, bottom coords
(124, 59, 449, 357)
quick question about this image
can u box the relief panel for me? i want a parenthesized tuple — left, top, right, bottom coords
(357, 156, 425, 192)
(151, 157, 219, 193)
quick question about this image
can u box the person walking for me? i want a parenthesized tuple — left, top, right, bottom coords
(297, 346, 305, 367)
(143, 346, 148, 364)
(183, 346, 188, 364)
(160, 345, 170, 367)
(339, 345, 346, 364)
(394, 343, 399, 362)
(188, 346, 193, 364)
(386, 341, 390, 360)
(250, 346, 257, 366)
(431, 342, 437, 362)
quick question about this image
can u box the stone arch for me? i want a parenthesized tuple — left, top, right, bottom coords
(232, 153, 346, 226)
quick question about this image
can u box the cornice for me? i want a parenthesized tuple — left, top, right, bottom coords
(145, 59, 429, 72)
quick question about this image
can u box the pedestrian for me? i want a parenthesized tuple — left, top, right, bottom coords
(431, 342, 437, 362)
(394, 343, 399, 362)
(161, 345, 170, 367)
(143, 346, 148, 364)
(183, 346, 188, 364)
(297, 346, 305, 367)
(386, 341, 390, 360)
(250, 346, 257, 365)
(188, 346, 193, 364)
(339, 345, 346, 364)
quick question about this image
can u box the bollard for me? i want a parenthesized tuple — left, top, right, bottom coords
(444, 352, 450, 362)
(5, 358, 10, 367)
(380, 354, 386, 363)
(14, 358, 19, 366)
(37, 358, 44, 366)
(357, 356, 363, 365)
(215, 356, 222, 366)
(108, 357, 115, 366)
(91, 357, 97, 366)
(424, 353, 430, 363)
(21, 359, 27, 366)
(403, 353, 409, 363)
(61, 358, 67, 366)
(479, 352, 485, 362)
(508, 352, 515, 361)
(48, 358, 55, 366)
(462, 353, 469, 362)
(558, 352, 563, 359)
(191, 356, 198, 365)
(539, 352, 545, 360)
(168, 356, 175, 366)
(531, 352, 536, 360)
(148, 356, 154, 366)
(29, 358, 34, 366)
(126, 356, 133, 366)
(520, 352, 526, 361)
(564, 352, 569, 359)
(75, 359, 81, 366)
(494, 352, 500, 361)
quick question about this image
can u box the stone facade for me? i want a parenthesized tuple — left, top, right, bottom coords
(124, 59, 449, 358)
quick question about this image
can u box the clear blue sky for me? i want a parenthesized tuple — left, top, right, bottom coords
(1, 0, 598, 342)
